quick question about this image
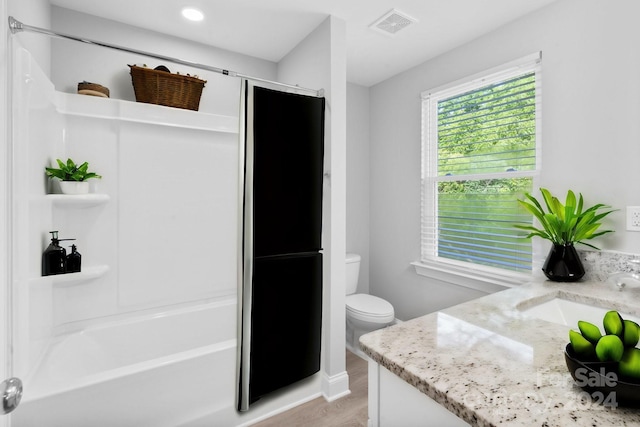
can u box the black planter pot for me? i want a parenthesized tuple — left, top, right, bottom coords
(542, 243, 585, 282)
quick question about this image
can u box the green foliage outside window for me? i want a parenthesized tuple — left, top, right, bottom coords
(438, 73, 536, 176)
(431, 72, 538, 272)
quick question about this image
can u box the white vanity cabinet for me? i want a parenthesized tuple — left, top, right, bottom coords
(368, 360, 469, 427)
(362, 278, 640, 427)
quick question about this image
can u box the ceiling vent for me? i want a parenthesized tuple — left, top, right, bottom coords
(369, 9, 417, 36)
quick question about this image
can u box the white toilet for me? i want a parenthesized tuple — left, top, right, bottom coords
(345, 253, 395, 356)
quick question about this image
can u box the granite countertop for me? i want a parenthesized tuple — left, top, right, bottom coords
(360, 279, 640, 426)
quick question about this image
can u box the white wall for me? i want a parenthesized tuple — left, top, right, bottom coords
(346, 82, 370, 293)
(50, 6, 277, 117)
(278, 15, 349, 402)
(369, 0, 640, 321)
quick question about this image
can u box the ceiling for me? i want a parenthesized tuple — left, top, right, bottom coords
(49, 0, 557, 87)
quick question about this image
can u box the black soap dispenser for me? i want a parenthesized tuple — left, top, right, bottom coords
(42, 231, 67, 276)
(66, 244, 82, 273)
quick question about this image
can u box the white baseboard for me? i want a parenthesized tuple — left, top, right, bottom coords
(321, 370, 350, 402)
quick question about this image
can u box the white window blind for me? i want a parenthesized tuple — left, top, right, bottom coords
(421, 54, 541, 275)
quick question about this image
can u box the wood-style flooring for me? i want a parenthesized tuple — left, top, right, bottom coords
(253, 350, 368, 427)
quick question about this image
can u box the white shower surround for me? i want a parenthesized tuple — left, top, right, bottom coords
(10, 46, 328, 426)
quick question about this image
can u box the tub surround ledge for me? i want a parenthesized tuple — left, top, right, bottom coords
(360, 279, 640, 426)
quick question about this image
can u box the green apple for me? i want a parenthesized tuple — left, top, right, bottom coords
(595, 334, 624, 362)
(603, 311, 624, 337)
(619, 348, 640, 379)
(623, 320, 640, 348)
(570, 329, 595, 357)
(578, 320, 602, 344)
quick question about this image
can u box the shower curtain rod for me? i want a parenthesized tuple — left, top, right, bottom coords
(8, 16, 323, 97)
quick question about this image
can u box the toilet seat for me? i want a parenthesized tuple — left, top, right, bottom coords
(346, 294, 395, 324)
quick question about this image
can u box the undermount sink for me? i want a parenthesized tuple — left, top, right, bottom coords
(518, 297, 640, 327)
(608, 272, 640, 290)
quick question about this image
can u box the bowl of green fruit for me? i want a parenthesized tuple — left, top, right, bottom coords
(566, 310, 640, 407)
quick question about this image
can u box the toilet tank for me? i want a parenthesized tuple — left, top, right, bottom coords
(345, 253, 361, 295)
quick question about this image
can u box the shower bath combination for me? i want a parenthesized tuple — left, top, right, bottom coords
(6, 15, 328, 424)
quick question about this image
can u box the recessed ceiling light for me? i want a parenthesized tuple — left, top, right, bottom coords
(182, 7, 204, 22)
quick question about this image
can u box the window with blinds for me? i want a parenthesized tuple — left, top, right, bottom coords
(421, 55, 541, 276)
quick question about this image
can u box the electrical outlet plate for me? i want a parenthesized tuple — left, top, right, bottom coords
(626, 206, 640, 231)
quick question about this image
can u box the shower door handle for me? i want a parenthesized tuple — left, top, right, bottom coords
(1, 377, 23, 415)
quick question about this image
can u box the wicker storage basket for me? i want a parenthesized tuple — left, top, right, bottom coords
(129, 65, 206, 111)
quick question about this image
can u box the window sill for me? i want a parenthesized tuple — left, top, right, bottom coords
(411, 260, 532, 294)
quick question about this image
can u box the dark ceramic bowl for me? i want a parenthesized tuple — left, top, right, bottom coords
(565, 344, 640, 407)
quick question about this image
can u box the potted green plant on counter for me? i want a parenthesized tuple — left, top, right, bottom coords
(515, 188, 615, 282)
(45, 158, 102, 195)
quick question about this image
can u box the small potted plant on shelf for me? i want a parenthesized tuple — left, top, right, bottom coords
(45, 158, 102, 195)
(515, 188, 616, 282)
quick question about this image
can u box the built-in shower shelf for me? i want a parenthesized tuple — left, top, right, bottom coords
(32, 265, 110, 287)
(58, 91, 239, 134)
(47, 193, 110, 208)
